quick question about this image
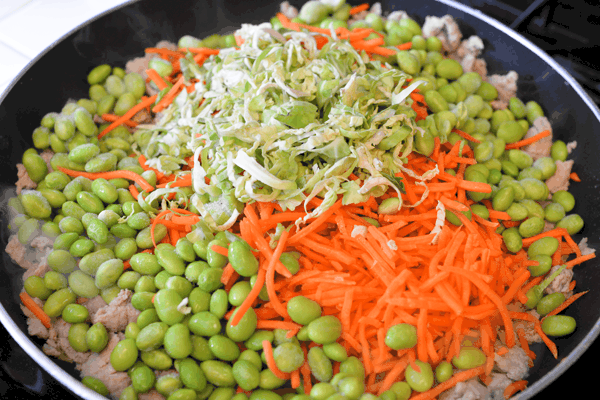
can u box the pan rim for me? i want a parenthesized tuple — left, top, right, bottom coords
(1, 1, 599, 399)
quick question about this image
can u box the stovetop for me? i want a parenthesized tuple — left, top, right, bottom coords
(0, 0, 598, 399)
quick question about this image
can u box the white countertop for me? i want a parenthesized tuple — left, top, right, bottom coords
(0, 0, 130, 96)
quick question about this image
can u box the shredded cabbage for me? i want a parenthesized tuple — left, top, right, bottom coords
(140, 23, 425, 226)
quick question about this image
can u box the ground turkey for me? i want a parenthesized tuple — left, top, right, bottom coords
(488, 71, 518, 110)
(15, 164, 37, 194)
(494, 347, 530, 381)
(440, 379, 490, 400)
(91, 289, 140, 333)
(422, 15, 463, 53)
(545, 160, 574, 193)
(522, 117, 553, 160)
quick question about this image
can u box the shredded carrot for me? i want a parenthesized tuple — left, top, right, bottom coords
(569, 172, 581, 182)
(20, 292, 51, 329)
(452, 129, 481, 143)
(101, 113, 137, 127)
(57, 167, 154, 192)
(504, 380, 527, 399)
(262, 340, 291, 380)
(97, 94, 158, 139)
(544, 290, 588, 317)
(505, 130, 551, 149)
(349, 3, 370, 15)
(211, 244, 229, 257)
(145, 69, 169, 90)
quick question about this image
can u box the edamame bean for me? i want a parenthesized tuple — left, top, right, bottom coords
(528, 254, 552, 277)
(435, 361, 453, 383)
(228, 240, 258, 277)
(518, 216, 544, 238)
(307, 346, 333, 382)
(259, 369, 286, 389)
(62, 303, 89, 323)
(131, 363, 156, 393)
(154, 289, 185, 325)
(130, 252, 162, 275)
(226, 307, 257, 342)
(24, 276, 53, 300)
(544, 202, 566, 223)
(307, 316, 342, 344)
(43, 288, 76, 317)
(552, 190, 575, 212)
(556, 214, 584, 235)
(405, 360, 433, 392)
(48, 249, 77, 273)
(385, 323, 417, 350)
(68, 322, 90, 352)
(527, 236, 559, 258)
(156, 244, 187, 276)
(141, 349, 173, 370)
(136, 321, 169, 351)
(233, 360, 260, 391)
(436, 59, 462, 80)
(451, 346, 486, 369)
(165, 323, 193, 359)
(79, 248, 115, 276)
(525, 100, 544, 124)
(502, 227, 522, 253)
(88, 64, 111, 84)
(287, 295, 322, 325)
(86, 323, 109, 353)
(541, 315, 576, 337)
(200, 360, 234, 387)
(492, 186, 514, 211)
(228, 281, 252, 307)
(550, 140, 568, 161)
(95, 259, 124, 289)
(68, 270, 99, 298)
(20, 190, 52, 219)
(536, 292, 566, 316)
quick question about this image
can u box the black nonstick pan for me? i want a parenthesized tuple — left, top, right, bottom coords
(0, 0, 599, 398)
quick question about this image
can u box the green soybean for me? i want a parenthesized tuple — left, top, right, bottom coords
(405, 360, 433, 392)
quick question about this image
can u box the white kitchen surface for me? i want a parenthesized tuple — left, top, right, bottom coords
(0, 0, 130, 97)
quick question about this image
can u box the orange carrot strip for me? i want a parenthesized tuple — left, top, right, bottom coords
(456, 179, 492, 193)
(97, 94, 157, 139)
(570, 172, 581, 182)
(396, 42, 412, 50)
(545, 291, 588, 317)
(230, 266, 266, 326)
(20, 292, 51, 328)
(452, 128, 481, 143)
(262, 340, 291, 380)
(503, 380, 528, 399)
(101, 113, 137, 127)
(221, 263, 235, 285)
(152, 75, 186, 113)
(349, 3, 369, 15)
(505, 130, 551, 149)
(265, 230, 291, 319)
(211, 244, 229, 257)
(291, 369, 301, 389)
(129, 184, 140, 199)
(57, 167, 154, 192)
(565, 253, 596, 269)
(145, 69, 169, 90)
(182, 47, 221, 55)
(256, 320, 302, 331)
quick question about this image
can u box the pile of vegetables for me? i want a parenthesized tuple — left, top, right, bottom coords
(6, 1, 595, 400)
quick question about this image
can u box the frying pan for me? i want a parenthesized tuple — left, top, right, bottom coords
(1, 0, 599, 398)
